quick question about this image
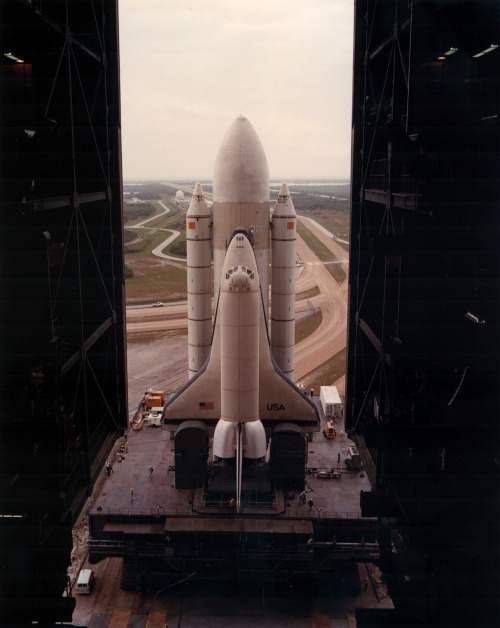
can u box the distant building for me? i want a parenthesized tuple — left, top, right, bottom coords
(125, 196, 146, 205)
(175, 190, 185, 202)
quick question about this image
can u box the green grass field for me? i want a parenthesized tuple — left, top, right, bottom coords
(301, 213, 350, 252)
(296, 285, 320, 301)
(125, 227, 180, 257)
(295, 310, 322, 344)
(124, 200, 188, 303)
(296, 220, 346, 283)
(125, 264, 187, 304)
(298, 347, 346, 390)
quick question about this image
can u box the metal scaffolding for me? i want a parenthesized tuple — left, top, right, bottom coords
(347, 1, 499, 625)
(0, 1, 126, 623)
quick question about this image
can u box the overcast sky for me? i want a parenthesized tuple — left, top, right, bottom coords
(119, 0, 354, 181)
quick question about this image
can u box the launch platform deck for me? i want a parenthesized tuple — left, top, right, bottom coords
(91, 397, 369, 518)
(87, 396, 377, 582)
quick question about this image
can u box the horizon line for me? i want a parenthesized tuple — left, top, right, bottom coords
(123, 176, 351, 183)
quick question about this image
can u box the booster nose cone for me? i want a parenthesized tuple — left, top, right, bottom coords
(272, 182, 297, 218)
(213, 116, 269, 203)
(187, 182, 209, 216)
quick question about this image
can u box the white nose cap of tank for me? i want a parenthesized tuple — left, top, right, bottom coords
(187, 182, 209, 217)
(213, 116, 269, 203)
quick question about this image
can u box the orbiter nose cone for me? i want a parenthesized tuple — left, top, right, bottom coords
(213, 116, 269, 204)
(222, 232, 259, 290)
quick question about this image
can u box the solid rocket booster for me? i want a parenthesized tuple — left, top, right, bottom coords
(270, 182, 297, 380)
(186, 182, 212, 378)
(212, 116, 270, 320)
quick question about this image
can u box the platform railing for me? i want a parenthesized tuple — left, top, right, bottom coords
(89, 505, 366, 520)
(86, 538, 379, 562)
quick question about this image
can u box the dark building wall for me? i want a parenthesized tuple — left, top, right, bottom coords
(347, 1, 499, 625)
(0, 0, 126, 624)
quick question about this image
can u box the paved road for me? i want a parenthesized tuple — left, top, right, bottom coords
(126, 200, 185, 262)
(300, 214, 349, 245)
(294, 217, 348, 381)
(126, 200, 171, 229)
(163, 181, 213, 202)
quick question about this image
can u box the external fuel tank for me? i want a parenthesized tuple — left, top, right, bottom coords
(212, 116, 270, 319)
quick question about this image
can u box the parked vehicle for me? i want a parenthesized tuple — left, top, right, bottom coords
(323, 421, 336, 439)
(76, 569, 95, 594)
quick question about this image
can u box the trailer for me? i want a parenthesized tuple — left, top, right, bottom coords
(319, 386, 344, 419)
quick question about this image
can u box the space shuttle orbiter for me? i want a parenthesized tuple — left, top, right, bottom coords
(162, 116, 319, 508)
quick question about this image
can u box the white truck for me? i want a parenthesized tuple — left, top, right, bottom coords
(76, 569, 95, 594)
(320, 386, 344, 419)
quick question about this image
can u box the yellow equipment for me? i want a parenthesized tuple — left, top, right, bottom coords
(323, 421, 336, 439)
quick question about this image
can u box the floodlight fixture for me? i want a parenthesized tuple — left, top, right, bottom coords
(4, 52, 24, 62)
(473, 44, 498, 58)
